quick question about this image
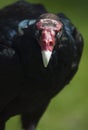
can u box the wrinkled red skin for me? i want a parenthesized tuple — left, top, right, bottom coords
(40, 28, 56, 51)
(36, 19, 63, 51)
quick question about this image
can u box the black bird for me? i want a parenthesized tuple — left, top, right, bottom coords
(0, 1, 83, 130)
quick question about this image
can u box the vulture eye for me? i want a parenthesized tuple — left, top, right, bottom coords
(35, 30, 39, 37)
(35, 30, 42, 40)
(56, 31, 62, 39)
(57, 32, 60, 37)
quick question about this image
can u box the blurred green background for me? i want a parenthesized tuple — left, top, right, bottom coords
(0, 0, 88, 130)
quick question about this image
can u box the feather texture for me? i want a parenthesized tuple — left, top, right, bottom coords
(0, 1, 83, 130)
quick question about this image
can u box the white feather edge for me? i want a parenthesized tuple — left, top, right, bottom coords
(18, 19, 36, 35)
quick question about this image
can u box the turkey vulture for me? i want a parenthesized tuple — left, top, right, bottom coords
(0, 1, 83, 130)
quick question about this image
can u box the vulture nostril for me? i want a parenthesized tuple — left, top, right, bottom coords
(49, 41, 53, 46)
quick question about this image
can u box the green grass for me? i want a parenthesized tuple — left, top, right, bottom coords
(0, 0, 88, 130)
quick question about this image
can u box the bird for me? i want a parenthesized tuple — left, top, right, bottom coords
(0, 0, 83, 130)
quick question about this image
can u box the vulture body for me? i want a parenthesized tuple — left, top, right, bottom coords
(0, 1, 83, 130)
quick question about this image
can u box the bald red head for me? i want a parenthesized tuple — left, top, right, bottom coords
(36, 18, 63, 51)
(36, 18, 63, 67)
(40, 28, 55, 51)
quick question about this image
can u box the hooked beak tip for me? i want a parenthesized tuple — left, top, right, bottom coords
(41, 50, 52, 68)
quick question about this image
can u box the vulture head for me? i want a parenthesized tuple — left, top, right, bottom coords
(35, 13, 63, 67)
(18, 13, 63, 67)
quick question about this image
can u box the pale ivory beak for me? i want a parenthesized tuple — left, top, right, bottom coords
(41, 50, 52, 68)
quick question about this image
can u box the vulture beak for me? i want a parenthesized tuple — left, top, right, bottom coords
(41, 50, 52, 67)
(40, 29, 55, 68)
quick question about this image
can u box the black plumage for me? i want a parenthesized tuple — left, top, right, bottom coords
(0, 1, 83, 130)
